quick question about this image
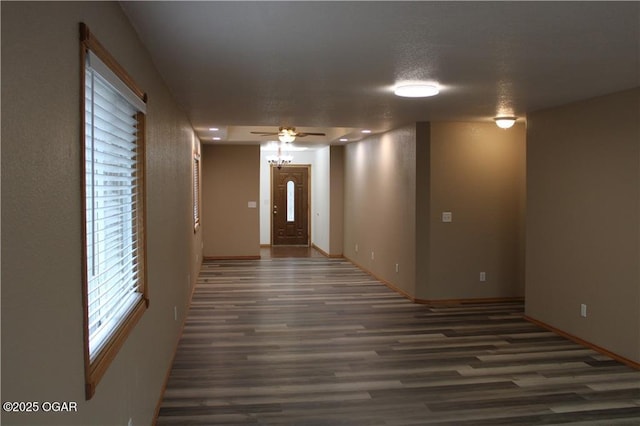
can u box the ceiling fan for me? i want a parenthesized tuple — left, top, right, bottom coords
(251, 127, 326, 143)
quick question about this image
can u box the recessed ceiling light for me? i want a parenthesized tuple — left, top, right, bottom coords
(209, 127, 219, 131)
(361, 129, 372, 134)
(339, 138, 348, 142)
(394, 83, 439, 98)
(213, 137, 221, 140)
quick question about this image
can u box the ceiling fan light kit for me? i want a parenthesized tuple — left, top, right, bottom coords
(278, 128, 296, 143)
(251, 126, 327, 144)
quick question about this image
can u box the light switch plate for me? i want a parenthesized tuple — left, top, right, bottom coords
(580, 304, 587, 318)
(442, 212, 452, 222)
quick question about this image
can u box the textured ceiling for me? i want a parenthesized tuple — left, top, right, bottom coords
(120, 1, 639, 146)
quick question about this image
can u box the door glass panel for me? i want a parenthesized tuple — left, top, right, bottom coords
(286, 180, 295, 222)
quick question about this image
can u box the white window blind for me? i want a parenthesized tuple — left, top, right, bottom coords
(84, 53, 144, 361)
(193, 154, 200, 229)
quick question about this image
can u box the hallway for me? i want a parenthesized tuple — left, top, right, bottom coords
(156, 257, 640, 425)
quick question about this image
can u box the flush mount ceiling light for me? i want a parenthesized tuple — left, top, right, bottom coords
(394, 83, 440, 98)
(494, 116, 517, 129)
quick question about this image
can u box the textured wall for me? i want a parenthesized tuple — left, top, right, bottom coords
(329, 145, 345, 256)
(202, 145, 260, 257)
(425, 121, 526, 300)
(526, 88, 640, 363)
(1, 2, 201, 424)
(343, 122, 525, 302)
(343, 125, 418, 296)
(312, 147, 331, 253)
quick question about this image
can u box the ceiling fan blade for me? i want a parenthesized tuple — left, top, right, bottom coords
(250, 129, 326, 138)
(296, 132, 326, 137)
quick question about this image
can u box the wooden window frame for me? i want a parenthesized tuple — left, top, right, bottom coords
(80, 22, 149, 400)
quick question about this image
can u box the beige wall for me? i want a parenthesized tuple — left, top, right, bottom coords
(415, 122, 432, 300)
(343, 122, 525, 302)
(329, 145, 345, 256)
(526, 88, 640, 363)
(1, 2, 202, 425)
(424, 121, 526, 300)
(202, 145, 261, 258)
(344, 125, 418, 296)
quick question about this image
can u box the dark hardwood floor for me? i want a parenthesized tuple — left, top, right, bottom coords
(260, 246, 326, 259)
(156, 256, 640, 425)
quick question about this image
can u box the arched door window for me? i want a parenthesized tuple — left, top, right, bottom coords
(286, 180, 295, 222)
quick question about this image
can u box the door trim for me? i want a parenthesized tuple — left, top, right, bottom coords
(270, 164, 311, 246)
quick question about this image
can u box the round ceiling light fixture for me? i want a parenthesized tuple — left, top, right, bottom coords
(394, 83, 440, 98)
(494, 116, 517, 129)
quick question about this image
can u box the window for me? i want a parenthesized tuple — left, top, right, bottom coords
(193, 153, 201, 231)
(80, 23, 148, 399)
(286, 180, 295, 222)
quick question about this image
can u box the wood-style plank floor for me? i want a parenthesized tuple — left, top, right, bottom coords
(156, 256, 640, 425)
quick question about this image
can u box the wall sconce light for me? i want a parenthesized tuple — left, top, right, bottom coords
(494, 116, 517, 129)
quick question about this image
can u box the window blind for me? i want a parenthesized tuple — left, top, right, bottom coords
(85, 55, 144, 361)
(193, 154, 200, 228)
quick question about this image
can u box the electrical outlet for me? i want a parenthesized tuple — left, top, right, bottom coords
(174, 306, 178, 321)
(479, 272, 486, 282)
(371, 251, 375, 260)
(355, 243, 358, 253)
(580, 304, 587, 318)
(395, 263, 399, 273)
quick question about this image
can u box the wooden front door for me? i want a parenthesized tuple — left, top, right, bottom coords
(272, 165, 309, 246)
